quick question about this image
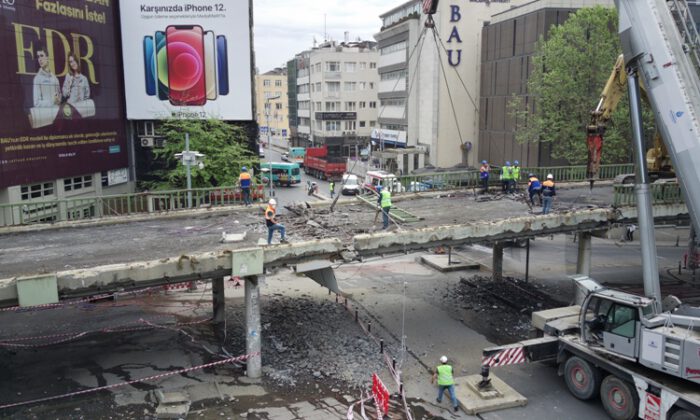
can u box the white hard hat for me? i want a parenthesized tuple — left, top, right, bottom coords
(268, 199, 277, 206)
(546, 173, 554, 179)
(440, 355, 448, 363)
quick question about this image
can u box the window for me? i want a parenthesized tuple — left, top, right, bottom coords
(315, 63, 322, 72)
(275, 80, 282, 87)
(315, 82, 321, 92)
(315, 120, 323, 130)
(325, 121, 341, 131)
(315, 101, 322, 110)
(369, 121, 376, 127)
(369, 101, 377, 108)
(275, 103, 283, 110)
(369, 82, 374, 90)
(344, 121, 356, 130)
(325, 101, 341, 111)
(275, 91, 282, 97)
(606, 304, 638, 338)
(345, 102, 356, 111)
(20, 182, 54, 200)
(345, 62, 356, 72)
(359, 62, 367, 70)
(263, 79, 271, 87)
(64, 175, 93, 192)
(380, 98, 406, 107)
(344, 82, 356, 92)
(380, 70, 408, 81)
(359, 101, 366, 109)
(359, 82, 366, 90)
(326, 61, 340, 72)
(326, 82, 340, 92)
(359, 121, 366, 127)
(370, 62, 377, 69)
(380, 41, 407, 55)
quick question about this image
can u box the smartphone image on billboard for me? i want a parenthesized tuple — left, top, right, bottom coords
(216, 35, 229, 96)
(143, 36, 156, 96)
(204, 31, 217, 101)
(166, 25, 206, 106)
(155, 31, 169, 101)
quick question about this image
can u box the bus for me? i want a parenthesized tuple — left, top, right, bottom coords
(288, 147, 306, 166)
(260, 162, 302, 187)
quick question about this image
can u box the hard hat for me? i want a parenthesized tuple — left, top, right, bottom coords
(547, 173, 554, 179)
(242, 166, 247, 171)
(514, 160, 519, 165)
(505, 161, 511, 166)
(482, 160, 487, 164)
(528, 173, 534, 178)
(440, 355, 448, 363)
(268, 198, 277, 206)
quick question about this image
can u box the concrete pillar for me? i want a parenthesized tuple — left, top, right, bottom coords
(492, 242, 504, 281)
(407, 153, 415, 173)
(212, 277, 226, 324)
(577, 232, 592, 276)
(245, 275, 261, 378)
(418, 153, 425, 169)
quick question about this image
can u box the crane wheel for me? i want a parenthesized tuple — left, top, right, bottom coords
(670, 409, 700, 420)
(564, 356, 602, 400)
(600, 375, 638, 420)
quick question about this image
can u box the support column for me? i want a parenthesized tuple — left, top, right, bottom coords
(492, 242, 504, 281)
(576, 232, 592, 276)
(245, 275, 261, 378)
(212, 277, 226, 324)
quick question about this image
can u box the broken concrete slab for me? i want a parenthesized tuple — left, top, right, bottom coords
(220, 231, 247, 243)
(455, 374, 527, 415)
(420, 254, 481, 272)
(154, 401, 190, 419)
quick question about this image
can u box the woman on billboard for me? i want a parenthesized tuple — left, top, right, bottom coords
(62, 53, 91, 104)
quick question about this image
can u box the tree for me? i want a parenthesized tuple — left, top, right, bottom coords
(509, 6, 655, 165)
(142, 119, 257, 190)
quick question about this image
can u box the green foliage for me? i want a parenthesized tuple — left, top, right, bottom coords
(143, 119, 256, 190)
(509, 6, 654, 164)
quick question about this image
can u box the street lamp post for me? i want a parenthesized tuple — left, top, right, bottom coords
(265, 95, 280, 198)
(175, 133, 205, 208)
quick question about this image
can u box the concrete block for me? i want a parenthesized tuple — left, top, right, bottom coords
(531, 305, 580, 331)
(154, 401, 190, 419)
(220, 231, 247, 243)
(420, 254, 481, 272)
(155, 390, 189, 404)
(454, 374, 527, 415)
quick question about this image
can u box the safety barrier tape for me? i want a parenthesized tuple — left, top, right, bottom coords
(0, 317, 211, 348)
(0, 352, 258, 411)
(481, 346, 526, 367)
(346, 393, 373, 420)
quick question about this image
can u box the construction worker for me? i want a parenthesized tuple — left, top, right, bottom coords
(239, 166, 252, 206)
(479, 160, 490, 193)
(501, 161, 512, 193)
(511, 160, 521, 193)
(431, 355, 459, 412)
(377, 185, 392, 230)
(527, 173, 542, 206)
(265, 199, 287, 245)
(542, 174, 556, 214)
(330, 180, 335, 198)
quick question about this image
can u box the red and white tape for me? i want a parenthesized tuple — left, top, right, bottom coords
(0, 352, 258, 410)
(482, 346, 526, 367)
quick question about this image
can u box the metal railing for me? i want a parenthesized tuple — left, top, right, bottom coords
(613, 182, 685, 206)
(0, 185, 265, 227)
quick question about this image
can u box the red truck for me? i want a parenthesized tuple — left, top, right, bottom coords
(303, 146, 346, 181)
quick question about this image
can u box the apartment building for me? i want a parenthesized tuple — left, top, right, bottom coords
(295, 41, 379, 157)
(254, 68, 290, 141)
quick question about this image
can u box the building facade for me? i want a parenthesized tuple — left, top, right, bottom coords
(254, 68, 290, 142)
(478, 0, 614, 167)
(294, 41, 379, 157)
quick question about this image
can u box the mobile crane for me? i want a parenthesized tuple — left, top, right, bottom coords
(484, 0, 700, 418)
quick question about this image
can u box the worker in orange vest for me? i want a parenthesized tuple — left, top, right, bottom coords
(265, 199, 287, 245)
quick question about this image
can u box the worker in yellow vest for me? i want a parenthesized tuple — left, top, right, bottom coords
(431, 355, 459, 412)
(377, 186, 392, 230)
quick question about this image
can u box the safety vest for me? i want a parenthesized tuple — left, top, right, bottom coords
(480, 165, 489, 179)
(436, 364, 455, 386)
(380, 190, 392, 208)
(542, 180, 556, 196)
(528, 177, 541, 190)
(239, 172, 251, 188)
(512, 166, 520, 181)
(265, 205, 275, 226)
(330, 182, 335, 191)
(502, 166, 513, 180)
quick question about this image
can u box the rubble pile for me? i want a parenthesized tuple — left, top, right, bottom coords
(283, 203, 373, 239)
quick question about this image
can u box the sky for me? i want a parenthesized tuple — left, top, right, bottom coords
(253, 0, 400, 73)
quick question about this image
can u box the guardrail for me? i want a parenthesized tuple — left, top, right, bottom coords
(0, 185, 265, 227)
(613, 182, 684, 206)
(396, 164, 635, 192)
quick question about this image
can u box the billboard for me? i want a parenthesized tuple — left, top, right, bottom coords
(0, 0, 127, 189)
(119, 0, 253, 120)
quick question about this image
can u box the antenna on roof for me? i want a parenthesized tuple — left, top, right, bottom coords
(324, 13, 327, 42)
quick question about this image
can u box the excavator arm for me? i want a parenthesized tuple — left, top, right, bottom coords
(586, 55, 671, 180)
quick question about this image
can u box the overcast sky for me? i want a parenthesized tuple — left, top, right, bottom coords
(253, 0, 398, 73)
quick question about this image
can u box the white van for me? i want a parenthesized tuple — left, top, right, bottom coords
(341, 174, 360, 195)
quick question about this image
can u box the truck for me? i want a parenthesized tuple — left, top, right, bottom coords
(482, 0, 700, 418)
(303, 145, 346, 181)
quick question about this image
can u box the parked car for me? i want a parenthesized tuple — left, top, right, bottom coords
(341, 174, 360, 195)
(281, 152, 290, 162)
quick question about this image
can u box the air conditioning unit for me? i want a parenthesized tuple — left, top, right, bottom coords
(141, 137, 154, 147)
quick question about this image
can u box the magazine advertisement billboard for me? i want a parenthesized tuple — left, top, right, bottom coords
(0, 0, 127, 189)
(119, 0, 253, 120)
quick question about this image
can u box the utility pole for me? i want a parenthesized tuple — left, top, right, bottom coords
(266, 95, 280, 198)
(175, 133, 205, 209)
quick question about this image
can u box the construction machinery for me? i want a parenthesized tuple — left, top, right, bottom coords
(587, 55, 674, 183)
(485, 0, 700, 418)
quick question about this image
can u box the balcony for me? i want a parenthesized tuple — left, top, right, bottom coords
(324, 71, 342, 80)
(379, 79, 407, 94)
(378, 50, 406, 68)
